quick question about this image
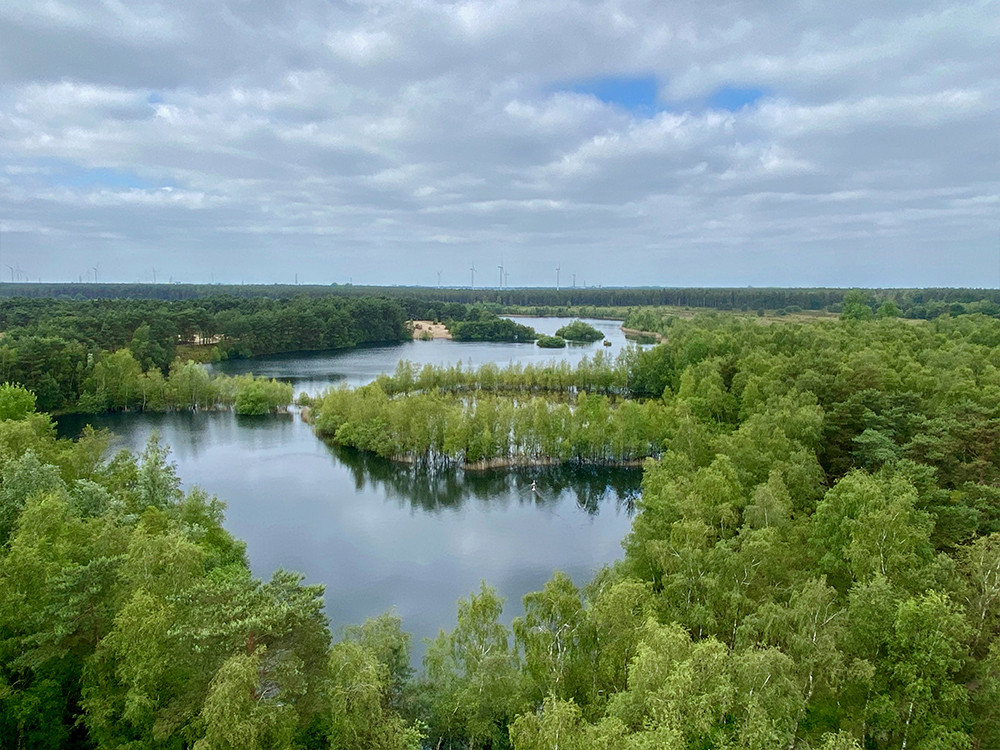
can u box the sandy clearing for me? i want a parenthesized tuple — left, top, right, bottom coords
(410, 320, 452, 340)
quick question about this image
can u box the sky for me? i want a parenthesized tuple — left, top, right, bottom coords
(1, 0, 998, 288)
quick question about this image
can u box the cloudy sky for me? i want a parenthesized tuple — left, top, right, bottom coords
(1, 0, 997, 288)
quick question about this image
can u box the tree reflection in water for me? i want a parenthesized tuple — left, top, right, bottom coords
(328, 444, 640, 516)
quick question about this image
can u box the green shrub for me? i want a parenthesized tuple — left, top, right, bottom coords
(536, 335, 566, 349)
(554, 320, 604, 342)
(233, 376, 293, 415)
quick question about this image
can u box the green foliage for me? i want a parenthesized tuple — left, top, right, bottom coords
(0, 383, 35, 421)
(420, 583, 525, 749)
(451, 314, 537, 342)
(8, 308, 1000, 749)
(555, 320, 604, 342)
(328, 640, 422, 750)
(233, 375, 294, 415)
(0, 427, 332, 750)
(513, 571, 592, 704)
(876, 299, 901, 318)
(0, 294, 410, 411)
(341, 612, 414, 710)
(313, 383, 667, 465)
(74, 352, 294, 414)
(841, 290, 875, 320)
(195, 648, 298, 750)
(535, 334, 566, 348)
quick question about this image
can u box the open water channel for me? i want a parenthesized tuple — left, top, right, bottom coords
(57, 318, 643, 652)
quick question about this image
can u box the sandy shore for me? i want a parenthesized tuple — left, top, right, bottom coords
(410, 320, 452, 340)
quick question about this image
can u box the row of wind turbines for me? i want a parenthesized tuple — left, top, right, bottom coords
(460, 261, 577, 291)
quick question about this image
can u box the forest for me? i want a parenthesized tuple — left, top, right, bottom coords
(0, 295, 411, 412)
(5, 282, 1000, 321)
(0, 293, 562, 413)
(3, 305, 1000, 748)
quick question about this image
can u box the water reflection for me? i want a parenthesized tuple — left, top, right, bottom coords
(53, 323, 643, 651)
(328, 444, 640, 516)
(56, 410, 297, 456)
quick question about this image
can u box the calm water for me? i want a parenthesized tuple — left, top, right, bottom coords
(57, 319, 642, 650)
(210, 316, 633, 394)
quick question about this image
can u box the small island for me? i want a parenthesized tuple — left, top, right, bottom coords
(536, 334, 567, 348)
(450, 312, 537, 342)
(554, 319, 605, 342)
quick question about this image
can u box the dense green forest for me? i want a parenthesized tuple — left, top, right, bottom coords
(0, 293, 557, 412)
(4, 286, 999, 414)
(0, 295, 410, 411)
(5, 309, 1000, 748)
(6, 282, 1000, 320)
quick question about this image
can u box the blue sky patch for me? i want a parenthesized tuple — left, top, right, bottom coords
(706, 86, 766, 111)
(147, 92, 164, 104)
(40, 160, 159, 191)
(561, 75, 661, 115)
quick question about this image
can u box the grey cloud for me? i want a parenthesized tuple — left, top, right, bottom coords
(1, 0, 997, 287)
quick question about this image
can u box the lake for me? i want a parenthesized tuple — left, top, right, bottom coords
(208, 316, 634, 394)
(57, 318, 642, 651)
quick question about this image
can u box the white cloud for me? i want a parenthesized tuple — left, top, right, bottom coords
(0, 0, 997, 285)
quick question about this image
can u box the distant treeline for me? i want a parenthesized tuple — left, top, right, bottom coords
(6, 282, 1000, 318)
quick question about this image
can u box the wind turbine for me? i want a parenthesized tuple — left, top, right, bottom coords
(92, 263, 100, 283)
(436, 270, 442, 287)
(498, 263, 504, 289)
(555, 265, 560, 291)
(572, 273, 576, 288)
(470, 263, 476, 288)
(5, 265, 13, 282)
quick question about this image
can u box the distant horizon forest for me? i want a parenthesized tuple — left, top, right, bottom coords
(4, 309, 1000, 748)
(4, 281, 1000, 320)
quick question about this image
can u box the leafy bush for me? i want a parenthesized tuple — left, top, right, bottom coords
(233, 375, 294, 415)
(536, 335, 566, 348)
(0, 383, 36, 420)
(554, 320, 604, 342)
(451, 314, 536, 342)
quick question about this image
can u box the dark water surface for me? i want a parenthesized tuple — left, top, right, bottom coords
(56, 319, 642, 650)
